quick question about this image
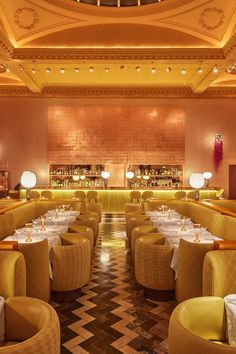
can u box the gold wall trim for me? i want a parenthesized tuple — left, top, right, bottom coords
(1, 85, 236, 98)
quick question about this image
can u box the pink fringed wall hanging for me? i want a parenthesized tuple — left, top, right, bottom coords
(213, 134, 223, 172)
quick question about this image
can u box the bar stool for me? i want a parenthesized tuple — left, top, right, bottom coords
(41, 190, 54, 200)
(142, 191, 154, 201)
(74, 190, 86, 211)
(174, 191, 186, 199)
(129, 191, 141, 203)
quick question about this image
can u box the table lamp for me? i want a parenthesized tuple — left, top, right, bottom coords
(189, 173, 205, 201)
(203, 171, 213, 188)
(20, 171, 37, 200)
(101, 171, 110, 189)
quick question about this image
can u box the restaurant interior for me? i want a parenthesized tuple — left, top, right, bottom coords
(1, 0, 236, 353)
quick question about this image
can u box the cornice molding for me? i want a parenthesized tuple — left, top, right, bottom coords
(0, 30, 14, 59)
(12, 47, 225, 61)
(1, 85, 236, 98)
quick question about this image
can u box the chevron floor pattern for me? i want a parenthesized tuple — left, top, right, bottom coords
(54, 213, 176, 354)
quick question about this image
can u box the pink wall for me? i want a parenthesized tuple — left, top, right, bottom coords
(0, 97, 235, 196)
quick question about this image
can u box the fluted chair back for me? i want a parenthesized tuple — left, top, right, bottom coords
(129, 191, 141, 203)
(87, 190, 98, 202)
(142, 191, 154, 200)
(174, 191, 186, 199)
(30, 190, 40, 199)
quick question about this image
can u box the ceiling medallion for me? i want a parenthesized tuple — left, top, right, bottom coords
(14, 7, 39, 30)
(74, 0, 164, 7)
(199, 8, 224, 31)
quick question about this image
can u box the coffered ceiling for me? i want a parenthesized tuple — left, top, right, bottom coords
(0, 0, 236, 97)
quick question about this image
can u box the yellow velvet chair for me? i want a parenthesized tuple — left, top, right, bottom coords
(203, 250, 236, 297)
(142, 191, 154, 201)
(0, 296, 60, 354)
(0, 250, 26, 299)
(175, 239, 213, 303)
(130, 226, 157, 260)
(126, 215, 152, 241)
(125, 203, 142, 214)
(74, 190, 86, 211)
(129, 190, 142, 203)
(168, 296, 236, 354)
(186, 190, 195, 199)
(87, 202, 103, 222)
(135, 235, 175, 300)
(18, 239, 50, 303)
(41, 190, 54, 200)
(0, 214, 15, 241)
(61, 231, 94, 258)
(86, 190, 99, 203)
(51, 237, 91, 301)
(174, 191, 186, 199)
(73, 215, 98, 240)
(30, 190, 40, 199)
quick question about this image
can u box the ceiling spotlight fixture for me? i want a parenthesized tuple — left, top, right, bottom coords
(135, 66, 140, 72)
(20, 66, 24, 71)
(46, 67, 51, 73)
(213, 66, 218, 73)
(75, 67, 79, 72)
(166, 67, 172, 73)
(89, 66, 94, 72)
(31, 68, 36, 74)
(151, 68, 156, 73)
(60, 68, 65, 74)
(120, 65, 125, 70)
(198, 67, 203, 74)
(105, 66, 109, 72)
(181, 68, 187, 74)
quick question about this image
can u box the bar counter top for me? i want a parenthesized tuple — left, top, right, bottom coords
(19, 188, 219, 213)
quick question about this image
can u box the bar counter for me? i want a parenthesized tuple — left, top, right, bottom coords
(20, 188, 219, 213)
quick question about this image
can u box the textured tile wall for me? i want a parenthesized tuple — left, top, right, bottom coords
(48, 106, 185, 164)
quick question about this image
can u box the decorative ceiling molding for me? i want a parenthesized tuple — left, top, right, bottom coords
(14, 7, 39, 30)
(199, 7, 224, 31)
(12, 47, 226, 61)
(1, 85, 236, 98)
(0, 30, 14, 59)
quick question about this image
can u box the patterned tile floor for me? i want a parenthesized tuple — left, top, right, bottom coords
(54, 213, 176, 354)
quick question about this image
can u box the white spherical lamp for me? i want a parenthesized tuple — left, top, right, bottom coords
(126, 171, 134, 179)
(203, 171, 213, 188)
(20, 171, 37, 200)
(101, 171, 110, 179)
(189, 173, 205, 200)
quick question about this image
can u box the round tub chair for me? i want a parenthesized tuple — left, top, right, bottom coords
(203, 250, 236, 297)
(129, 191, 142, 204)
(126, 215, 152, 241)
(18, 239, 50, 302)
(186, 190, 195, 199)
(30, 190, 40, 199)
(41, 190, 54, 200)
(125, 210, 146, 224)
(86, 190, 99, 203)
(135, 235, 175, 300)
(142, 191, 154, 201)
(51, 236, 91, 302)
(87, 202, 103, 222)
(0, 296, 60, 354)
(168, 296, 236, 354)
(130, 227, 157, 260)
(74, 190, 86, 211)
(125, 203, 142, 215)
(72, 215, 99, 241)
(174, 191, 186, 199)
(0, 250, 26, 299)
(61, 231, 94, 259)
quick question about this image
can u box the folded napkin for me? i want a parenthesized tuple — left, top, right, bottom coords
(224, 294, 236, 346)
(0, 296, 5, 342)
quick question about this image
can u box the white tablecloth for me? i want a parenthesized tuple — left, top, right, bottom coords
(224, 294, 236, 346)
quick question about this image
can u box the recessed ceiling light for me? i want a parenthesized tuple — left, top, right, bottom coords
(151, 68, 156, 73)
(46, 68, 51, 73)
(20, 66, 24, 71)
(89, 66, 94, 72)
(198, 67, 203, 74)
(6, 67, 10, 73)
(181, 68, 187, 74)
(166, 67, 171, 73)
(60, 68, 65, 74)
(213, 66, 218, 73)
(226, 67, 232, 73)
(135, 66, 140, 72)
(75, 67, 80, 72)
(105, 66, 109, 72)
(32, 68, 36, 74)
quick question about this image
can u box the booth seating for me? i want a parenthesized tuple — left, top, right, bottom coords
(0, 250, 26, 299)
(135, 235, 175, 300)
(168, 296, 236, 354)
(0, 296, 60, 354)
(203, 250, 236, 297)
(130, 226, 157, 260)
(175, 239, 213, 303)
(18, 239, 50, 303)
(51, 236, 90, 302)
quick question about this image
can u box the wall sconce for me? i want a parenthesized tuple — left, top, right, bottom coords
(101, 171, 110, 189)
(203, 171, 213, 188)
(189, 173, 205, 201)
(20, 171, 37, 200)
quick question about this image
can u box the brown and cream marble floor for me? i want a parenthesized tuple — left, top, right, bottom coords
(54, 213, 176, 354)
